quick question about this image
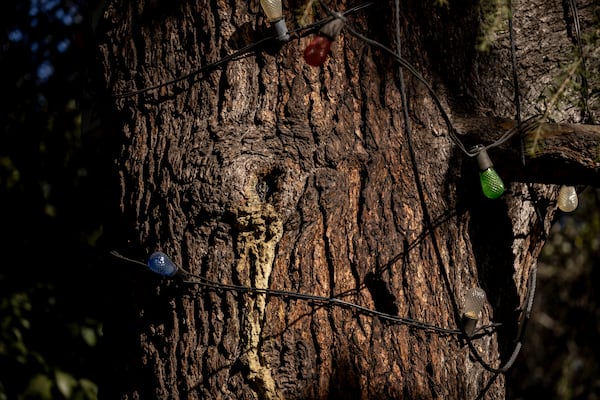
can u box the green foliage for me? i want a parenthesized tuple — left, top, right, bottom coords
(295, 0, 319, 27)
(509, 187, 600, 399)
(0, 286, 102, 400)
(526, 6, 599, 156)
(18, 371, 97, 400)
(0, 1, 105, 399)
(538, 6, 598, 119)
(476, 0, 510, 52)
(539, 189, 600, 396)
(0, 292, 34, 365)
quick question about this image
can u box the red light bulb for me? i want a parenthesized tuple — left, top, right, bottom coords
(304, 35, 333, 67)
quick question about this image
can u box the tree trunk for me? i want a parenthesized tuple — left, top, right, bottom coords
(96, 0, 599, 399)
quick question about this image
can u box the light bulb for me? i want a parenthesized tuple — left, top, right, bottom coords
(304, 36, 332, 66)
(479, 169, 505, 199)
(473, 145, 505, 199)
(557, 185, 578, 212)
(148, 251, 178, 277)
(259, 0, 289, 41)
(148, 252, 191, 279)
(462, 287, 486, 337)
(303, 19, 345, 67)
(260, 0, 282, 20)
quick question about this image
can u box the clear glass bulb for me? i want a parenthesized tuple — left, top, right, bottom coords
(479, 168, 505, 199)
(557, 185, 578, 212)
(462, 287, 486, 337)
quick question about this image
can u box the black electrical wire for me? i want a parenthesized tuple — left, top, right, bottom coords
(106, 0, 558, 394)
(385, 0, 504, 380)
(112, 0, 536, 162)
(326, 2, 538, 159)
(315, 0, 546, 389)
(109, 250, 468, 334)
(112, 2, 374, 98)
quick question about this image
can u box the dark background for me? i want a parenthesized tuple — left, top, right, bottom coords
(0, 1, 598, 399)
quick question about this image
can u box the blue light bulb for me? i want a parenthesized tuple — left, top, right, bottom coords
(148, 251, 178, 277)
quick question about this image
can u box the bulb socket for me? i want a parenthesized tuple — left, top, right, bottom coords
(319, 18, 345, 40)
(462, 315, 479, 337)
(472, 145, 494, 171)
(272, 19, 290, 42)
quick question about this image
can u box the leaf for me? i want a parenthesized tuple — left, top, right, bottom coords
(22, 374, 53, 400)
(78, 378, 98, 400)
(55, 370, 77, 399)
(80, 326, 97, 347)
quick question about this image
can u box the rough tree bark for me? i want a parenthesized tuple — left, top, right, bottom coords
(95, 0, 599, 399)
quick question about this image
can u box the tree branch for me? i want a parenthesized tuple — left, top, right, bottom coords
(455, 116, 600, 186)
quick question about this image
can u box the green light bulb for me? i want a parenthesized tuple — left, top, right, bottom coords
(479, 168, 505, 199)
(473, 145, 505, 199)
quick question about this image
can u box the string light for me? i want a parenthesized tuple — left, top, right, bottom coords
(462, 287, 486, 337)
(472, 145, 505, 199)
(105, 0, 551, 387)
(110, 250, 467, 334)
(557, 185, 578, 212)
(259, 0, 290, 42)
(304, 17, 345, 67)
(111, 3, 375, 98)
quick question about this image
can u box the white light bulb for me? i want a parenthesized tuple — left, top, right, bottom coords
(260, 0, 282, 21)
(557, 185, 578, 212)
(259, 0, 290, 41)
